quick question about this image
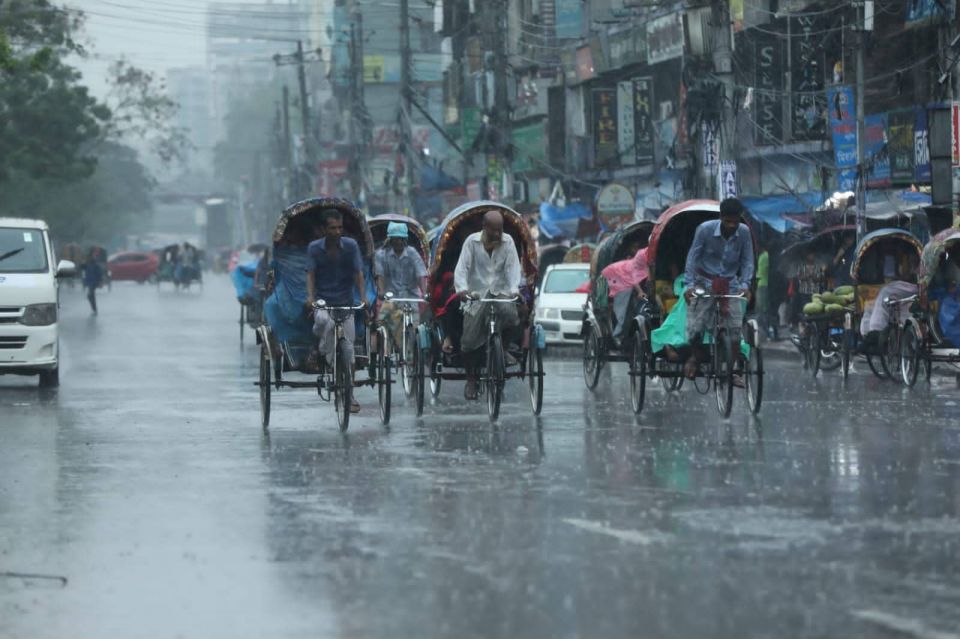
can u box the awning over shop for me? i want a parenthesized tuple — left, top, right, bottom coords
(740, 194, 821, 232)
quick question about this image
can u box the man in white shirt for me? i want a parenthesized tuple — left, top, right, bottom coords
(454, 210, 522, 400)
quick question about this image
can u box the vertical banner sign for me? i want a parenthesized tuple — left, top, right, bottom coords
(755, 35, 783, 145)
(701, 121, 719, 169)
(718, 161, 738, 201)
(633, 77, 655, 163)
(555, 0, 583, 39)
(864, 113, 891, 188)
(617, 81, 636, 167)
(952, 102, 960, 166)
(827, 86, 857, 191)
(888, 108, 915, 185)
(914, 106, 931, 182)
(592, 88, 618, 165)
(790, 16, 826, 141)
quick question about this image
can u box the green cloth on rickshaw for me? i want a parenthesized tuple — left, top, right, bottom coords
(651, 276, 750, 357)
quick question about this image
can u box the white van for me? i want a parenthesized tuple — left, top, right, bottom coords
(0, 218, 76, 387)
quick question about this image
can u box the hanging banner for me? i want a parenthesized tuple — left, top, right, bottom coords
(828, 86, 857, 191)
(915, 106, 931, 182)
(555, 0, 582, 39)
(718, 161, 738, 201)
(633, 77, 655, 163)
(865, 113, 891, 188)
(646, 13, 683, 64)
(906, 0, 956, 27)
(790, 16, 826, 141)
(592, 88, 618, 165)
(888, 108, 915, 185)
(702, 121, 719, 169)
(617, 81, 636, 167)
(595, 182, 635, 228)
(754, 34, 783, 145)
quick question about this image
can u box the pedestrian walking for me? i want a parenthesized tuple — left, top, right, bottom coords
(82, 248, 104, 315)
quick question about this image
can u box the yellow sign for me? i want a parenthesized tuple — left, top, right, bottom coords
(363, 56, 385, 83)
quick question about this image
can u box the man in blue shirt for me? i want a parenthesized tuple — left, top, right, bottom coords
(682, 197, 755, 378)
(306, 209, 366, 412)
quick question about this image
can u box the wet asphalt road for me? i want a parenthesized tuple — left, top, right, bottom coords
(1, 276, 959, 639)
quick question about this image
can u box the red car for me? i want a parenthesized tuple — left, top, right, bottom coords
(107, 251, 159, 283)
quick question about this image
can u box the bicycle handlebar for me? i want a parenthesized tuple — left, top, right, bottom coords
(313, 300, 366, 311)
(474, 296, 520, 303)
(691, 289, 746, 300)
(385, 297, 425, 304)
(882, 294, 917, 306)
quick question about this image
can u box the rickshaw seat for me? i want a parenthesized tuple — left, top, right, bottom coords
(857, 284, 883, 311)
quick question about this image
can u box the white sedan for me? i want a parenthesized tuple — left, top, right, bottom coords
(535, 263, 590, 345)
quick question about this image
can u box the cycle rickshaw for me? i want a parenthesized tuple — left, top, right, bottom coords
(423, 201, 546, 421)
(369, 213, 430, 409)
(256, 197, 392, 432)
(583, 200, 764, 417)
(900, 228, 960, 386)
(842, 228, 923, 380)
(233, 247, 268, 345)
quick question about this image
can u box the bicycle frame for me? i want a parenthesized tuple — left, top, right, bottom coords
(313, 300, 365, 383)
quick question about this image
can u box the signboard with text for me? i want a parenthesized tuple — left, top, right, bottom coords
(592, 88, 618, 165)
(595, 182, 635, 228)
(646, 13, 683, 64)
(755, 35, 784, 145)
(633, 77, 655, 163)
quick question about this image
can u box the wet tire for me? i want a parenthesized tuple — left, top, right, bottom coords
(38, 367, 59, 389)
(659, 362, 684, 392)
(402, 324, 416, 398)
(866, 353, 886, 379)
(528, 345, 543, 416)
(714, 332, 734, 418)
(259, 343, 271, 429)
(881, 326, 902, 383)
(377, 330, 391, 426)
(745, 346, 763, 414)
(334, 337, 353, 433)
(415, 347, 426, 417)
(582, 328, 602, 391)
(630, 336, 647, 414)
(841, 327, 851, 380)
(900, 323, 921, 388)
(486, 335, 505, 422)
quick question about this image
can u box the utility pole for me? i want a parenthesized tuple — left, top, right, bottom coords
(712, 0, 736, 199)
(273, 42, 324, 197)
(480, 0, 510, 201)
(282, 85, 292, 197)
(854, 1, 868, 241)
(399, 0, 415, 216)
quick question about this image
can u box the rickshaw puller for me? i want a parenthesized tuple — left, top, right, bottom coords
(305, 209, 366, 413)
(682, 198, 755, 379)
(375, 221, 428, 349)
(454, 210, 522, 400)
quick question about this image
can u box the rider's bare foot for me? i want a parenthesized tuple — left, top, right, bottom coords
(732, 375, 745, 389)
(683, 357, 698, 380)
(350, 399, 361, 413)
(664, 345, 680, 362)
(442, 336, 454, 354)
(464, 377, 478, 400)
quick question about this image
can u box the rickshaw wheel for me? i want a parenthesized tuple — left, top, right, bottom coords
(866, 353, 886, 379)
(900, 324, 921, 388)
(880, 325, 902, 383)
(377, 329, 392, 426)
(805, 326, 821, 378)
(841, 327, 852, 380)
(259, 342, 271, 429)
(630, 336, 647, 414)
(486, 334, 505, 422)
(402, 324, 416, 397)
(745, 345, 763, 414)
(415, 347, 426, 416)
(528, 345, 543, 415)
(334, 338, 353, 433)
(239, 306, 245, 344)
(582, 328, 602, 391)
(429, 330, 442, 398)
(714, 332, 735, 418)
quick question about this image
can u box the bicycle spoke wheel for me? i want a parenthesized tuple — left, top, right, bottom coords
(487, 335, 504, 421)
(402, 324, 416, 397)
(528, 345, 543, 415)
(582, 328, 602, 390)
(630, 336, 647, 414)
(378, 333, 391, 426)
(745, 345, 763, 414)
(259, 342, 271, 429)
(805, 327, 821, 378)
(841, 327, 851, 380)
(714, 333, 734, 418)
(866, 353, 886, 379)
(881, 326, 902, 382)
(900, 324, 921, 387)
(334, 338, 353, 433)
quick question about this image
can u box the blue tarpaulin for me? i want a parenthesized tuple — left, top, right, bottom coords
(538, 202, 592, 239)
(740, 194, 820, 232)
(231, 260, 259, 301)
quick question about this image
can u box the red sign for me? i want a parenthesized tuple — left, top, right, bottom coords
(316, 159, 349, 195)
(952, 102, 960, 166)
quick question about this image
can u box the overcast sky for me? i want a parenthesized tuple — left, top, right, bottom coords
(67, 0, 212, 96)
